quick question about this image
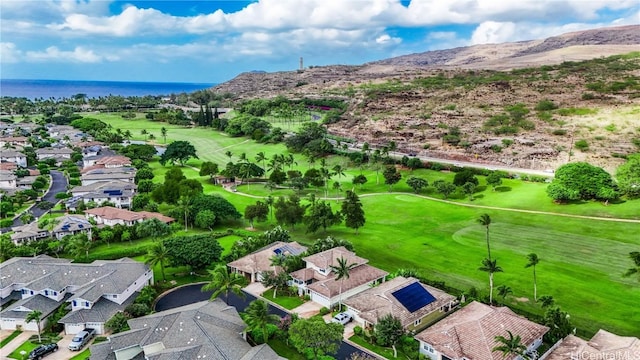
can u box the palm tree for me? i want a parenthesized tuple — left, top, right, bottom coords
(69, 234, 92, 260)
(265, 195, 274, 222)
(141, 129, 148, 141)
(255, 152, 267, 177)
(146, 241, 169, 282)
(243, 299, 281, 344)
(525, 253, 540, 301)
(492, 331, 529, 360)
(225, 150, 233, 162)
(329, 256, 358, 310)
(538, 295, 555, 308)
(497, 285, 512, 305)
(479, 258, 503, 305)
(148, 133, 156, 141)
(201, 264, 246, 303)
(26, 310, 43, 343)
(161, 127, 167, 143)
(623, 251, 640, 281)
(477, 213, 492, 261)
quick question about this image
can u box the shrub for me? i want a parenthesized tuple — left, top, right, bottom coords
(535, 99, 558, 111)
(490, 145, 502, 153)
(68, 178, 81, 186)
(581, 92, 596, 100)
(319, 307, 330, 316)
(501, 139, 514, 147)
(552, 129, 567, 135)
(604, 124, 616, 132)
(422, 143, 431, 149)
(0, 219, 13, 227)
(353, 326, 363, 336)
(574, 139, 589, 151)
(443, 104, 456, 111)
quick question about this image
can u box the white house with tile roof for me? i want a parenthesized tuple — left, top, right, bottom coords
(543, 329, 639, 360)
(227, 241, 307, 283)
(10, 215, 92, 245)
(415, 301, 549, 360)
(0, 150, 27, 167)
(0, 256, 152, 335)
(289, 246, 388, 308)
(89, 299, 285, 360)
(343, 276, 458, 332)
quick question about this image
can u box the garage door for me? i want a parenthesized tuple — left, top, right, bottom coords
(66, 323, 86, 335)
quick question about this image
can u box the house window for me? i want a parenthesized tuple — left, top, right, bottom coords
(44, 290, 49, 295)
(73, 300, 77, 306)
(423, 344, 433, 353)
(113, 295, 118, 298)
(53, 291, 57, 295)
(30, 290, 34, 295)
(414, 318, 421, 326)
(85, 302, 89, 307)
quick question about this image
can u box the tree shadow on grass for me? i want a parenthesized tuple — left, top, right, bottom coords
(495, 186, 512, 192)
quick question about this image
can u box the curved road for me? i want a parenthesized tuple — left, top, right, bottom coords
(10, 170, 68, 227)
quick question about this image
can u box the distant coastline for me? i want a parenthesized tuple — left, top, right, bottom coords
(0, 79, 215, 100)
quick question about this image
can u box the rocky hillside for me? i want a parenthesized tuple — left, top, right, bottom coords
(211, 25, 640, 172)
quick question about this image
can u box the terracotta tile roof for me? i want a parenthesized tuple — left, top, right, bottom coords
(137, 211, 175, 224)
(85, 206, 144, 222)
(302, 246, 368, 269)
(290, 267, 324, 282)
(95, 155, 131, 166)
(544, 330, 640, 360)
(227, 241, 307, 275)
(343, 276, 457, 328)
(306, 264, 388, 298)
(0, 162, 17, 170)
(415, 301, 549, 360)
(85, 206, 174, 223)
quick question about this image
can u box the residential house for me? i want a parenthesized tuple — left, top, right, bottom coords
(67, 181, 136, 210)
(0, 170, 17, 189)
(36, 147, 74, 166)
(543, 329, 639, 360)
(0, 150, 27, 167)
(81, 145, 102, 158)
(0, 136, 29, 148)
(16, 175, 38, 189)
(83, 155, 131, 168)
(10, 215, 92, 244)
(0, 256, 153, 335)
(85, 206, 174, 227)
(415, 301, 549, 360)
(289, 246, 388, 308)
(80, 167, 136, 185)
(228, 241, 307, 283)
(343, 276, 458, 332)
(90, 300, 285, 360)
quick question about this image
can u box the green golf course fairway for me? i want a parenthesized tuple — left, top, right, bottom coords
(98, 114, 640, 337)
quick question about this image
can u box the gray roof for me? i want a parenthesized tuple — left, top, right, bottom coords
(0, 256, 149, 300)
(70, 181, 136, 194)
(36, 147, 74, 155)
(90, 300, 285, 360)
(0, 170, 17, 181)
(59, 294, 136, 324)
(82, 172, 135, 181)
(0, 150, 26, 158)
(83, 167, 136, 175)
(1, 293, 72, 320)
(52, 215, 92, 233)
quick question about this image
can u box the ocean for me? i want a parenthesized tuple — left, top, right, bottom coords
(0, 79, 215, 100)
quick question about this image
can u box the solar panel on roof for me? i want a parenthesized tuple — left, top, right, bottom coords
(391, 282, 436, 313)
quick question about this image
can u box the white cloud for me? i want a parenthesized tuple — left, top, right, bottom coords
(25, 46, 115, 63)
(0, 42, 22, 63)
(471, 21, 517, 44)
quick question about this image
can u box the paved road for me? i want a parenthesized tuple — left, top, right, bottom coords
(155, 283, 366, 360)
(10, 170, 68, 227)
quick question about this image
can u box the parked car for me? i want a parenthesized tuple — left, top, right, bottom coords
(68, 328, 96, 351)
(28, 343, 58, 359)
(331, 312, 352, 325)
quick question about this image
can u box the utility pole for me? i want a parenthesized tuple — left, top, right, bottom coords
(299, 57, 303, 71)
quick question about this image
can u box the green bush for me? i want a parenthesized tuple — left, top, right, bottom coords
(535, 99, 558, 111)
(353, 326, 363, 336)
(574, 139, 589, 151)
(1, 219, 14, 227)
(68, 179, 81, 186)
(552, 129, 567, 136)
(318, 307, 330, 316)
(581, 92, 596, 100)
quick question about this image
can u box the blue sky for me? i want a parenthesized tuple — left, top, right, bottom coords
(1, 0, 638, 84)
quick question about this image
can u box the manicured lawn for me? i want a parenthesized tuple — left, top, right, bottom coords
(69, 348, 90, 360)
(262, 291, 306, 310)
(349, 334, 412, 359)
(7, 339, 38, 359)
(0, 330, 21, 348)
(97, 116, 640, 336)
(268, 338, 306, 360)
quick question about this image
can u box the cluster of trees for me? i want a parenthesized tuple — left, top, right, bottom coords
(546, 162, 617, 203)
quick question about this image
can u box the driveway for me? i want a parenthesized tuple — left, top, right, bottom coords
(0, 330, 31, 359)
(0, 332, 85, 360)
